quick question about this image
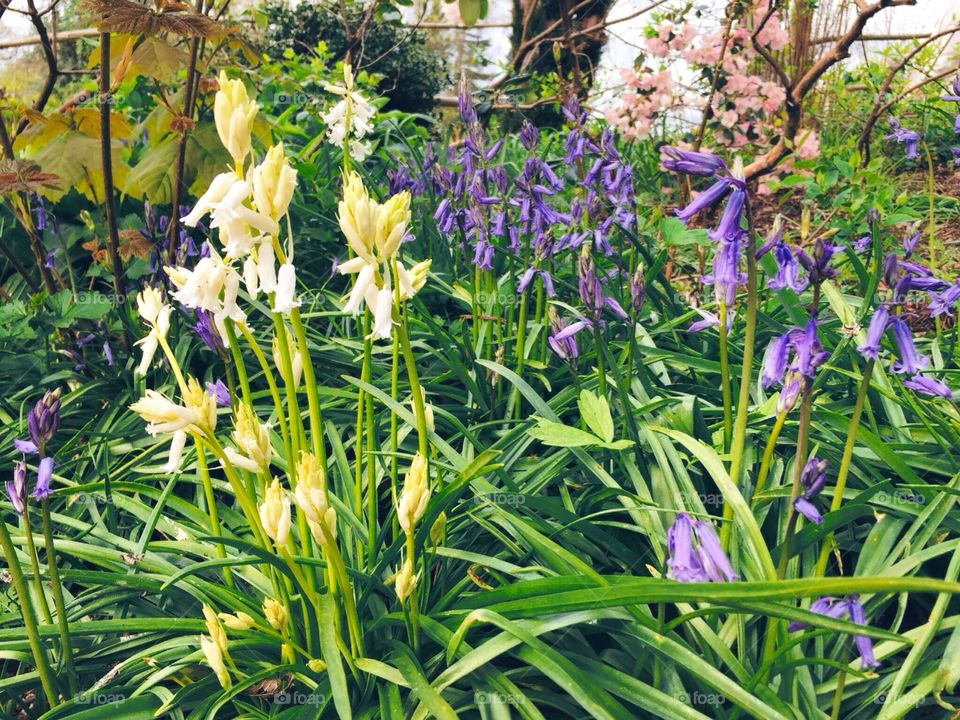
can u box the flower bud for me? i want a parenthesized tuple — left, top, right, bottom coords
(137, 287, 166, 327)
(259, 478, 291, 547)
(375, 191, 411, 259)
(252, 143, 297, 220)
(394, 556, 417, 603)
(218, 611, 256, 630)
(202, 603, 227, 651)
(214, 71, 257, 167)
(397, 452, 429, 535)
(429, 510, 446, 547)
(338, 172, 378, 259)
(230, 404, 271, 473)
(201, 634, 230, 688)
(263, 597, 287, 630)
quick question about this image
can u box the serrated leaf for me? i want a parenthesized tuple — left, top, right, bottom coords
(128, 36, 189, 80)
(528, 419, 602, 447)
(578, 389, 614, 443)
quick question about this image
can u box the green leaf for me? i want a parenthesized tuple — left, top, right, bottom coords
(458, 0, 482, 26)
(578, 389, 614, 443)
(528, 419, 602, 447)
(661, 216, 708, 247)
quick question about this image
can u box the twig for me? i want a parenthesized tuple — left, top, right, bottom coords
(856, 25, 960, 161)
(98, 31, 124, 301)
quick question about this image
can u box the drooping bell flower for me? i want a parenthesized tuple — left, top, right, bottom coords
(901, 230, 920, 258)
(767, 239, 809, 293)
(793, 456, 827, 524)
(788, 315, 830, 380)
(846, 596, 881, 669)
(857, 305, 890, 360)
(663, 148, 746, 238)
(660, 147, 726, 177)
(205, 379, 232, 408)
(6, 461, 27, 516)
(890, 318, 929, 374)
(928, 280, 960, 317)
(788, 596, 848, 631)
(665, 513, 738, 583)
(942, 79, 960, 133)
(884, 118, 921, 160)
(761, 333, 790, 388)
(903, 374, 953, 399)
(703, 231, 746, 307)
(33, 456, 54, 501)
(796, 238, 839, 285)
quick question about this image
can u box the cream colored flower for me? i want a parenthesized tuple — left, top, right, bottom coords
(273, 263, 300, 315)
(130, 378, 216, 436)
(162, 430, 188, 474)
(397, 452, 429, 535)
(200, 634, 230, 688)
(272, 333, 303, 388)
(218, 611, 256, 630)
(202, 603, 227, 650)
(259, 477, 290, 546)
(323, 63, 376, 161)
(263, 597, 287, 630)
(293, 451, 336, 545)
(214, 70, 258, 167)
(252, 143, 297, 220)
(135, 287, 172, 375)
(394, 556, 417, 603)
(227, 404, 271, 473)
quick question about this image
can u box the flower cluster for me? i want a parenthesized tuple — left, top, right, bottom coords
(665, 512, 738, 582)
(8, 388, 61, 513)
(323, 62, 377, 162)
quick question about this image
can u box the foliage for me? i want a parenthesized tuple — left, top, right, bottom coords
(260, 0, 451, 114)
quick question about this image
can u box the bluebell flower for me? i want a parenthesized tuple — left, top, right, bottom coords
(661, 147, 726, 177)
(846, 596, 881, 669)
(206, 379, 232, 407)
(686, 307, 731, 333)
(884, 118, 921, 160)
(761, 333, 790, 388)
(788, 596, 848, 631)
(666, 513, 738, 583)
(6, 461, 27, 516)
(794, 455, 827, 524)
(14, 438, 39, 455)
(796, 239, 840, 285)
(703, 232, 746, 307)
(33, 456, 54, 501)
(27, 388, 61, 449)
(857, 305, 890, 360)
(903, 374, 953, 399)
(851, 235, 871, 253)
(928, 280, 960, 317)
(787, 315, 830, 380)
(768, 240, 809, 293)
(952, 148, 960, 166)
(194, 309, 225, 354)
(902, 230, 920, 258)
(519, 122, 538, 150)
(890, 318, 929, 374)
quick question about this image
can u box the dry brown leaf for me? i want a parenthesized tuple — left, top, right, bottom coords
(0, 160, 62, 194)
(83, 0, 220, 38)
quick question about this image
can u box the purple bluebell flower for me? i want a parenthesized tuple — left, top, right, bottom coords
(27, 388, 62, 449)
(703, 232, 746, 307)
(902, 231, 920, 258)
(846, 596, 881, 669)
(761, 333, 790, 388)
(952, 148, 960, 166)
(858, 305, 890, 360)
(794, 455, 827, 524)
(33, 456, 54, 501)
(883, 253, 900, 288)
(928, 281, 960, 317)
(693, 519, 739, 581)
(548, 314, 583, 362)
(6, 461, 27, 516)
(44, 250, 56, 269)
(660, 147, 726, 177)
(686, 307, 727, 333)
(519, 122, 538, 150)
(903, 374, 953, 399)
(675, 179, 736, 223)
(666, 513, 738, 583)
(193, 309, 225, 354)
(890, 318, 929, 374)
(788, 316, 830, 380)
(768, 240, 809, 293)
(206, 379, 231, 407)
(777, 372, 804, 414)
(103, 340, 114, 366)
(866, 209, 881, 227)
(457, 78, 477, 125)
(851, 235, 871, 253)
(629, 266, 645, 313)
(796, 239, 840, 285)
(884, 118, 921, 160)
(14, 438, 39, 455)
(788, 596, 849, 632)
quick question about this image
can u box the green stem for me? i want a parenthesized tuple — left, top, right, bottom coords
(195, 443, 232, 588)
(717, 302, 733, 450)
(21, 513, 53, 625)
(750, 411, 787, 507)
(0, 518, 57, 706)
(40, 500, 76, 695)
(813, 360, 874, 577)
(237, 323, 292, 471)
(289, 308, 327, 467)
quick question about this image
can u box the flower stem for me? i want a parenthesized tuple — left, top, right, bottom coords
(40, 500, 76, 695)
(21, 513, 53, 625)
(195, 442, 232, 588)
(813, 359, 874, 577)
(0, 518, 57, 706)
(750, 410, 787, 507)
(717, 302, 733, 448)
